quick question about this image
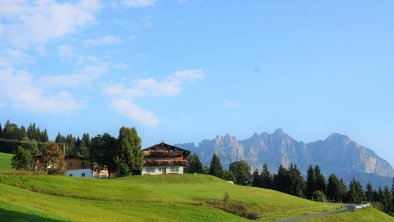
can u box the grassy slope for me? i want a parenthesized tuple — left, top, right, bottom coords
(0, 173, 352, 222)
(302, 207, 394, 222)
(0, 152, 12, 170)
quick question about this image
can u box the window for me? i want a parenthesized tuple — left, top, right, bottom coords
(69, 174, 73, 177)
(81, 162, 85, 168)
(82, 173, 86, 177)
(170, 167, 179, 173)
(146, 168, 155, 173)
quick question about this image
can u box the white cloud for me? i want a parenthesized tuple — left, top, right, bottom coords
(111, 99, 159, 126)
(84, 35, 121, 46)
(0, 0, 102, 48)
(0, 68, 82, 113)
(121, 0, 156, 8)
(104, 69, 204, 126)
(39, 62, 108, 88)
(58, 45, 74, 59)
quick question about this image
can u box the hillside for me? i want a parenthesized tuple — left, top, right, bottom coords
(0, 152, 12, 170)
(176, 129, 394, 187)
(0, 172, 343, 222)
(0, 172, 393, 221)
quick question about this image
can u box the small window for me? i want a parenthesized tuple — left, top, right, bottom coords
(69, 174, 73, 177)
(82, 173, 86, 177)
(81, 162, 85, 167)
(159, 168, 161, 171)
(170, 167, 179, 173)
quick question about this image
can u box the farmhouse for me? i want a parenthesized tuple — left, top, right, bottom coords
(142, 142, 190, 175)
(35, 154, 109, 178)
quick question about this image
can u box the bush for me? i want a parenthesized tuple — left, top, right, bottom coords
(206, 198, 261, 220)
(312, 190, 327, 202)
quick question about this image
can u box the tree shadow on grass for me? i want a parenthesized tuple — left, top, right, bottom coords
(0, 208, 70, 222)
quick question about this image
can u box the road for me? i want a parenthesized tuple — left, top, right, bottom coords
(276, 204, 356, 222)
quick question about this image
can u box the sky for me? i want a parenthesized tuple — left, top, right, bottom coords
(0, 0, 393, 165)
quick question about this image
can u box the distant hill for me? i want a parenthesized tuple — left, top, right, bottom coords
(176, 129, 394, 188)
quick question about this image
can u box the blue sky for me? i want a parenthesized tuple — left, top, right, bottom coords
(0, 0, 393, 165)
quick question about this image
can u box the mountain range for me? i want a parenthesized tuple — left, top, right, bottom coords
(176, 129, 394, 188)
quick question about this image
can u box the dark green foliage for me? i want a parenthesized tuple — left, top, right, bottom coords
(11, 146, 33, 170)
(222, 170, 235, 182)
(186, 154, 203, 174)
(115, 127, 143, 176)
(209, 154, 223, 178)
(327, 174, 341, 202)
(288, 163, 305, 197)
(251, 169, 260, 187)
(89, 133, 117, 174)
(348, 178, 364, 204)
(338, 178, 348, 202)
(306, 165, 326, 198)
(273, 165, 290, 194)
(365, 181, 374, 202)
(229, 160, 251, 185)
(382, 186, 393, 213)
(260, 163, 272, 189)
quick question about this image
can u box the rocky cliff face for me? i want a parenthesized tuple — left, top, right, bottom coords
(176, 129, 394, 187)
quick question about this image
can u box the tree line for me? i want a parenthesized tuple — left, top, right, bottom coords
(1, 120, 143, 177)
(187, 153, 394, 216)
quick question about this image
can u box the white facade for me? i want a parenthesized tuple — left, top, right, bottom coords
(65, 169, 93, 178)
(141, 166, 184, 175)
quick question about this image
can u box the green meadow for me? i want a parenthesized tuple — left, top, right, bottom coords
(0, 152, 392, 221)
(0, 152, 12, 170)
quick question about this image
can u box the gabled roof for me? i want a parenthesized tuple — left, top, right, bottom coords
(143, 142, 191, 155)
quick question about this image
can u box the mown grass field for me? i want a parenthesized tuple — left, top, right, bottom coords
(0, 172, 341, 222)
(0, 152, 12, 170)
(304, 207, 394, 222)
(0, 170, 392, 221)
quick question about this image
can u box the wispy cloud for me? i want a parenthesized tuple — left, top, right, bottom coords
(84, 35, 121, 46)
(0, 68, 83, 113)
(0, 0, 102, 48)
(58, 45, 74, 60)
(104, 69, 204, 126)
(39, 62, 108, 88)
(121, 0, 156, 8)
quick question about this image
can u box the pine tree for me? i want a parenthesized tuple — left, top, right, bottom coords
(306, 165, 316, 198)
(327, 174, 340, 202)
(348, 178, 363, 204)
(186, 154, 203, 174)
(382, 186, 393, 213)
(116, 127, 143, 176)
(365, 181, 374, 202)
(288, 163, 305, 197)
(252, 169, 260, 187)
(273, 165, 290, 194)
(314, 165, 327, 194)
(260, 163, 272, 189)
(338, 178, 348, 203)
(0, 123, 3, 137)
(41, 129, 49, 142)
(209, 154, 223, 178)
(391, 178, 394, 210)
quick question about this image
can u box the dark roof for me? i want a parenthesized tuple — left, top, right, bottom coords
(143, 142, 191, 155)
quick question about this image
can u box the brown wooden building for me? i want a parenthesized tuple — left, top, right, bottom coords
(141, 142, 190, 175)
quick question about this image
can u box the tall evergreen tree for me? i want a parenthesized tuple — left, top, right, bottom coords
(209, 154, 223, 178)
(89, 133, 117, 175)
(365, 181, 374, 202)
(391, 178, 394, 210)
(186, 154, 203, 174)
(382, 186, 393, 213)
(41, 129, 49, 142)
(348, 178, 363, 204)
(260, 163, 272, 189)
(314, 165, 327, 194)
(273, 165, 290, 194)
(327, 174, 340, 202)
(338, 178, 348, 203)
(79, 140, 89, 158)
(252, 169, 260, 187)
(0, 123, 3, 137)
(288, 163, 305, 197)
(306, 165, 316, 198)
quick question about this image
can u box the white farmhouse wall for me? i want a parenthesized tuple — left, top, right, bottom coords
(142, 166, 184, 175)
(65, 169, 93, 178)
